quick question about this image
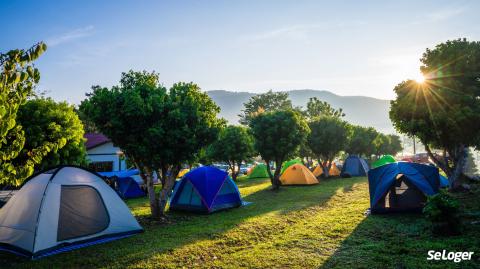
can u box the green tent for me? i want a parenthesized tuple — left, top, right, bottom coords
(248, 163, 270, 179)
(280, 158, 303, 174)
(372, 155, 396, 169)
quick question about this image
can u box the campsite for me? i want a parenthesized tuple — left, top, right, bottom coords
(1, 1, 480, 268)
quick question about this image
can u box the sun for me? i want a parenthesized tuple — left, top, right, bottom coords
(414, 73, 426, 83)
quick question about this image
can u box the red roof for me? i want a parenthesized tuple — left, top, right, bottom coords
(84, 133, 110, 149)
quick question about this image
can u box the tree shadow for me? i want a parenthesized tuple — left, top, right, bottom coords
(319, 212, 480, 269)
(0, 177, 363, 268)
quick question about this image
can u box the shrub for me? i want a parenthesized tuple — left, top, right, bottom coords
(423, 189, 461, 235)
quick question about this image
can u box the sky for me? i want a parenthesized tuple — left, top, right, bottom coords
(1, 0, 479, 103)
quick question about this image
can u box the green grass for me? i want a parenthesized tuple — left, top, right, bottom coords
(1, 176, 479, 268)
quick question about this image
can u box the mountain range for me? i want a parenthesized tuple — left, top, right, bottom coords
(206, 89, 395, 133)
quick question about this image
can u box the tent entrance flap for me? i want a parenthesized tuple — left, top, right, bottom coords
(373, 175, 427, 213)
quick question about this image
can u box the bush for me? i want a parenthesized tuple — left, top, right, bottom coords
(423, 189, 461, 235)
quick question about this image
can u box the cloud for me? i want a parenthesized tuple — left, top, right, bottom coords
(46, 25, 95, 47)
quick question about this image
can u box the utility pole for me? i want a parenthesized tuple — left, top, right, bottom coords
(413, 136, 416, 155)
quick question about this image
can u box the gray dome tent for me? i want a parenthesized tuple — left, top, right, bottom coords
(0, 166, 143, 259)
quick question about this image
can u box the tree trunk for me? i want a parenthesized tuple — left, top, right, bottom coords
(265, 160, 274, 185)
(158, 164, 180, 216)
(145, 166, 160, 218)
(271, 159, 282, 190)
(450, 145, 467, 189)
(425, 145, 450, 176)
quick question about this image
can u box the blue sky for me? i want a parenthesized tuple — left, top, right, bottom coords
(1, 0, 479, 103)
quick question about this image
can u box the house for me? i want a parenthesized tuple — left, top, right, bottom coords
(84, 133, 127, 172)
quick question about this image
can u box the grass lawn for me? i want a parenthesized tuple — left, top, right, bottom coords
(1, 176, 479, 268)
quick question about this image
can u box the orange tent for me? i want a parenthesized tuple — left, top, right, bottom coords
(313, 163, 341, 177)
(280, 164, 319, 185)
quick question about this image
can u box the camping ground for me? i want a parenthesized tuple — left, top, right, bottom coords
(1, 176, 479, 268)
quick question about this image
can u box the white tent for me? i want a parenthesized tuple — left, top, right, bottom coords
(0, 166, 143, 259)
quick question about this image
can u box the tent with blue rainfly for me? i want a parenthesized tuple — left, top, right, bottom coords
(341, 155, 369, 177)
(0, 166, 142, 259)
(368, 162, 441, 214)
(169, 166, 244, 213)
(99, 169, 145, 199)
(439, 174, 450, 188)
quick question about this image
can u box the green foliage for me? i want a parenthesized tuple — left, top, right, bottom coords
(0, 42, 48, 185)
(80, 70, 224, 217)
(390, 39, 480, 183)
(239, 90, 292, 125)
(15, 98, 87, 171)
(307, 116, 350, 176)
(345, 125, 378, 158)
(423, 189, 461, 235)
(304, 97, 345, 120)
(208, 125, 256, 180)
(373, 133, 403, 158)
(249, 109, 310, 188)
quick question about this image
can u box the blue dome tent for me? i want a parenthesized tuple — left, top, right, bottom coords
(341, 155, 369, 177)
(99, 169, 145, 199)
(368, 162, 441, 214)
(169, 166, 243, 213)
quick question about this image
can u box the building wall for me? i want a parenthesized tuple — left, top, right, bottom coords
(86, 142, 126, 171)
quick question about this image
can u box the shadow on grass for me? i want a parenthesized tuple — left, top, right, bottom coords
(320, 212, 480, 269)
(0, 177, 364, 268)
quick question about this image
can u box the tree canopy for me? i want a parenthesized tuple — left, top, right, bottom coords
(304, 97, 345, 120)
(15, 98, 87, 171)
(80, 70, 224, 217)
(390, 39, 480, 187)
(239, 90, 293, 125)
(0, 42, 49, 185)
(249, 109, 309, 189)
(307, 116, 350, 177)
(345, 125, 378, 158)
(208, 125, 256, 181)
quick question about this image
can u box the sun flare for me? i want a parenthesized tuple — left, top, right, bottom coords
(414, 73, 426, 83)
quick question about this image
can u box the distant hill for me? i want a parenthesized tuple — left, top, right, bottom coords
(206, 89, 395, 133)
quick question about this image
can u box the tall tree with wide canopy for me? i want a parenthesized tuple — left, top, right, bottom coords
(80, 71, 223, 217)
(249, 110, 310, 189)
(390, 39, 480, 188)
(0, 42, 51, 186)
(15, 98, 87, 171)
(208, 125, 256, 181)
(239, 90, 293, 125)
(345, 125, 378, 158)
(304, 97, 345, 120)
(307, 116, 350, 177)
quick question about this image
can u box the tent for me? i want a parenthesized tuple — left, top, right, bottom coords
(372, 155, 396, 169)
(99, 170, 145, 199)
(341, 156, 369, 177)
(280, 158, 303, 174)
(115, 177, 145, 199)
(0, 166, 143, 259)
(170, 166, 243, 213)
(177, 168, 190, 178)
(368, 162, 441, 214)
(312, 163, 341, 177)
(439, 174, 450, 188)
(247, 163, 270, 179)
(280, 164, 319, 185)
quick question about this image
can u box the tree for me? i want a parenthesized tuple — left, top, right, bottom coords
(15, 98, 87, 171)
(0, 42, 49, 186)
(390, 39, 480, 188)
(249, 110, 310, 189)
(345, 125, 378, 158)
(304, 97, 345, 120)
(208, 125, 256, 181)
(386, 134, 403, 156)
(239, 90, 292, 125)
(372, 133, 390, 157)
(80, 71, 223, 218)
(307, 116, 350, 177)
